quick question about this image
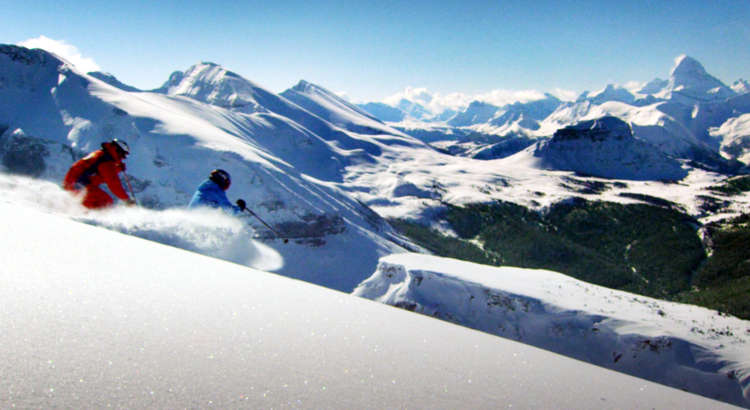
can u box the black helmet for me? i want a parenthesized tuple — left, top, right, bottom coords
(111, 139, 130, 158)
(210, 169, 231, 190)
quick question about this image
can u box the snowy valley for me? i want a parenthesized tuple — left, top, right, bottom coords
(2, 43, 750, 407)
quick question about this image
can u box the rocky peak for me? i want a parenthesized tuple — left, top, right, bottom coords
(663, 55, 734, 102)
(536, 116, 688, 181)
(551, 116, 632, 143)
(670, 55, 709, 79)
(0, 45, 57, 67)
(291, 80, 313, 93)
(732, 79, 750, 94)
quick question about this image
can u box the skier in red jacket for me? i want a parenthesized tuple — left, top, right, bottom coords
(63, 139, 135, 209)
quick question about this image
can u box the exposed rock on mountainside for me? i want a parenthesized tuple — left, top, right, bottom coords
(529, 116, 688, 181)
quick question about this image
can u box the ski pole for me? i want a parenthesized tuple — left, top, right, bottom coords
(123, 172, 138, 206)
(243, 207, 289, 244)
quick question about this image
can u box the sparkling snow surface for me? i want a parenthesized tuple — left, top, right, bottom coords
(354, 253, 750, 407)
(0, 202, 735, 409)
(353, 254, 750, 407)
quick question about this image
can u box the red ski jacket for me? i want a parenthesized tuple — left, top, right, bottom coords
(63, 146, 129, 201)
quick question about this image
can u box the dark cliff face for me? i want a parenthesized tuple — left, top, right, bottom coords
(0, 44, 69, 94)
(0, 44, 58, 67)
(550, 116, 632, 143)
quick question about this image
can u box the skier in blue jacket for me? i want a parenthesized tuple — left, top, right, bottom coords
(189, 169, 246, 214)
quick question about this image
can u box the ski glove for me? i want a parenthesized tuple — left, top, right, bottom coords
(236, 199, 246, 211)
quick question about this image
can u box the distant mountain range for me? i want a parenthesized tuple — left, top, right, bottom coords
(358, 56, 750, 172)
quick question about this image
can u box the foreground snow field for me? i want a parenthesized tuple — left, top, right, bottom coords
(0, 202, 735, 409)
(355, 254, 750, 407)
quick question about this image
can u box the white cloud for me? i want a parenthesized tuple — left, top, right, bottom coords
(549, 88, 578, 102)
(427, 92, 473, 113)
(623, 81, 644, 93)
(383, 86, 578, 114)
(335, 91, 351, 102)
(18, 36, 101, 73)
(383, 87, 433, 106)
(475, 89, 547, 106)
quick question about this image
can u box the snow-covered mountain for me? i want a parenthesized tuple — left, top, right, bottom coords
(0, 44, 420, 292)
(637, 77, 669, 95)
(579, 84, 636, 105)
(280, 80, 400, 137)
(447, 101, 500, 127)
(711, 112, 750, 164)
(733, 79, 750, 95)
(508, 116, 688, 181)
(535, 56, 748, 168)
(462, 94, 565, 140)
(489, 93, 562, 126)
(396, 98, 432, 120)
(88, 71, 142, 93)
(357, 100, 457, 124)
(367, 55, 749, 172)
(4, 44, 746, 223)
(354, 253, 750, 408)
(652, 55, 737, 104)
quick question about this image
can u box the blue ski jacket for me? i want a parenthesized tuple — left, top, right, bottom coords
(188, 179, 242, 214)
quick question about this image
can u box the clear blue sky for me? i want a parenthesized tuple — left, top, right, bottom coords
(3, 0, 749, 104)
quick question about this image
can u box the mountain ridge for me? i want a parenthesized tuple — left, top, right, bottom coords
(357, 55, 749, 173)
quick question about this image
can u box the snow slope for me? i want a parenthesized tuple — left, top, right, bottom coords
(0, 200, 736, 409)
(354, 253, 750, 408)
(280, 80, 391, 135)
(0, 45, 416, 292)
(712, 113, 750, 163)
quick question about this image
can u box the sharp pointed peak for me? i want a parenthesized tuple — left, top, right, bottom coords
(670, 55, 708, 78)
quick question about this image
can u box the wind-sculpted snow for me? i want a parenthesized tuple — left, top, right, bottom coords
(354, 253, 750, 408)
